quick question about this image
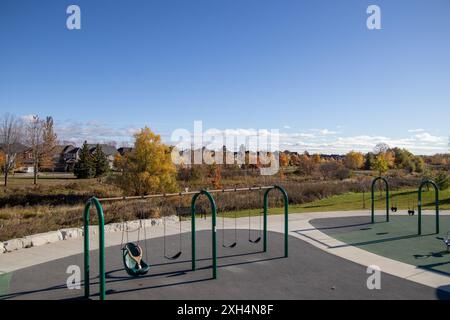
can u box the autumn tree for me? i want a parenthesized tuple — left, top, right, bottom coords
(210, 162, 222, 189)
(344, 151, 364, 170)
(114, 127, 178, 195)
(0, 151, 5, 174)
(279, 152, 290, 180)
(0, 113, 23, 186)
(312, 154, 322, 164)
(26, 115, 44, 185)
(373, 154, 389, 176)
(374, 143, 390, 155)
(40, 116, 58, 171)
(295, 154, 316, 176)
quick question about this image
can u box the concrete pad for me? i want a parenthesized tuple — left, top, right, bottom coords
(2, 230, 448, 300)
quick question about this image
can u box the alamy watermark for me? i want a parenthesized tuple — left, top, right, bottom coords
(66, 265, 81, 290)
(366, 265, 381, 290)
(170, 121, 280, 176)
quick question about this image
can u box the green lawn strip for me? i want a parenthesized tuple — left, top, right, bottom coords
(194, 188, 450, 219)
(331, 216, 450, 275)
(0, 272, 12, 296)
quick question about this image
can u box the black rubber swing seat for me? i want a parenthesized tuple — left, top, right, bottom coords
(122, 243, 150, 277)
(249, 237, 261, 244)
(222, 242, 237, 248)
(165, 251, 182, 260)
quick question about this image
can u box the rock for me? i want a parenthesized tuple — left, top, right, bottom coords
(164, 215, 179, 224)
(0, 242, 5, 253)
(21, 237, 32, 248)
(104, 223, 123, 233)
(26, 231, 63, 247)
(125, 220, 142, 231)
(3, 239, 24, 252)
(60, 228, 83, 240)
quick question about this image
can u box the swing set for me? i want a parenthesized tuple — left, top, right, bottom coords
(82, 185, 289, 300)
(370, 177, 440, 235)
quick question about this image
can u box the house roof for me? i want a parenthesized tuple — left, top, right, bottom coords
(0, 142, 29, 154)
(66, 147, 80, 154)
(117, 147, 133, 155)
(87, 144, 118, 156)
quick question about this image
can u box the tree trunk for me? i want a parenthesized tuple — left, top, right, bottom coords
(34, 161, 38, 185)
(4, 169, 8, 187)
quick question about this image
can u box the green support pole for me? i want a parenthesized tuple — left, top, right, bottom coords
(83, 203, 90, 299)
(191, 197, 196, 271)
(263, 192, 268, 253)
(418, 180, 440, 235)
(264, 186, 289, 258)
(191, 190, 217, 279)
(371, 177, 390, 224)
(83, 197, 105, 300)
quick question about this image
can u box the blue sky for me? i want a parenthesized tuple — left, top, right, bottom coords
(1, 0, 449, 154)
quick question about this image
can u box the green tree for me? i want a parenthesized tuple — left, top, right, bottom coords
(372, 154, 389, 176)
(74, 141, 95, 179)
(435, 171, 449, 191)
(92, 144, 110, 178)
(364, 152, 376, 170)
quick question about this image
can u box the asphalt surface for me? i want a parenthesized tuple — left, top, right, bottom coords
(1, 229, 449, 300)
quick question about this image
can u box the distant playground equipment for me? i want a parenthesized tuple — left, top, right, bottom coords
(443, 232, 450, 253)
(371, 177, 440, 235)
(390, 194, 398, 213)
(407, 195, 416, 216)
(371, 176, 390, 223)
(82, 185, 289, 300)
(418, 179, 439, 235)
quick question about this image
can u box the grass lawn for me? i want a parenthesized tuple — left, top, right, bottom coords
(0, 173, 77, 187)
(217, 188, 450, 218)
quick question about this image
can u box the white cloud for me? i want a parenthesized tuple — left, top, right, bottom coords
(310, 128, 339, 136)
(20, 114, 36, 123)
(53, 121, 448, 155)
(55, 119, 138, 146)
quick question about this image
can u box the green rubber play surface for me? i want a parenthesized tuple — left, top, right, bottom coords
(0, 273, 12, 296)
(311, 215, 450, 276)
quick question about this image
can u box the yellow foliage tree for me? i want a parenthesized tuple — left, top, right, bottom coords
(344, 151, 364, 170)
(0, 151, 5, 173)
(114, 127, 178, 195)
(385, 151, 396, 169)
(279, 153, 289, 167)
(312, 154, 321, 164)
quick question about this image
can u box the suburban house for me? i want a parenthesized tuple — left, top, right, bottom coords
(1, 143, 120, 173)
(0, 143, 30, 172)
(117, 147, 133, 156)
(89, 144, 118, 169)
(61, 144, 118, 172)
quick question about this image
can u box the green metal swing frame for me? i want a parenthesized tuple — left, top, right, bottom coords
(83, 185, 289, 300)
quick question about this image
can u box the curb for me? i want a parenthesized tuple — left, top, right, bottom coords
(1, 216, 179, 254)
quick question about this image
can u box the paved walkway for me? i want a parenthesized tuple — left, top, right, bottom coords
(1, 210, 450, 298)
